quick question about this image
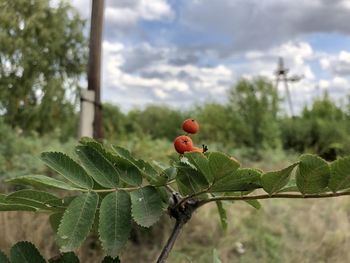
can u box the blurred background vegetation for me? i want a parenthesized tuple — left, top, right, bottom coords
(1, 0, 350, 262)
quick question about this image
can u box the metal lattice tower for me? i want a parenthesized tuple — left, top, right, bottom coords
(274, 57, 302, 116)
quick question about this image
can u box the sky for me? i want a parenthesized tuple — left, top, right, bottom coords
(70, 0, 350, 113)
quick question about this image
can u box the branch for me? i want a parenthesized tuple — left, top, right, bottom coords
(156, 218, 186, 263)
(156, 195, 199, 262)
(197, 191, 350, 207)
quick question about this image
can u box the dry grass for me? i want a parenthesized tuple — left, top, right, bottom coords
(1, 197, 350, 263)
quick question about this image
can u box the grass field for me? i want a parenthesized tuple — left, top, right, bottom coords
(1, 137, 350, 262)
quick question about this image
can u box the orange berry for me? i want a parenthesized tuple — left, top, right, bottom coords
(190, 146, 203, 153)
(182, 119, 199, 134)
(174, 135, 193, 154)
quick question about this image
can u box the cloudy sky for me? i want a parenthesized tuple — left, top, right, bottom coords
(71, 0, 350, 113)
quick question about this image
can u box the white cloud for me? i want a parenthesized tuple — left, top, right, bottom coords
(181, 0, 350, 53)
(69, 1, 350, 113)
(105, 0, 174, 26)
(320, 50, 350, 76)
(100, 41, 235, 109)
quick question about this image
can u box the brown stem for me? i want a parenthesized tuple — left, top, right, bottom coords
(156, 218, 186, 263)
(156, 195, 199, 262)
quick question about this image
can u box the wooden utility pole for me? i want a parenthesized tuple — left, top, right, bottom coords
(87, 0, 105, 139)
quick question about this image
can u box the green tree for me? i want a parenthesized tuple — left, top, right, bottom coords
(228, 78, 281, 149)
(128, 105, 185, 141)
(281, 92, 350, 159)
(193, 103, 235, 144)
(103, 103, 127, 140)
(0, 0, 87, 134)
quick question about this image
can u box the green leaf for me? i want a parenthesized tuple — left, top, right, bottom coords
(0, 195, 37, 212)
(296, 154, 330, 194)
(112, 156, 142, 186)
(6, 190, 60, 210)
(76, 146, 119, 188)
(111, 145, 135, 162)
(209, 152, 240, 181)
(213, 249, 223, 263)
(10, 241, 46, 263)
(261, 163, 298, 194)
(277, 178, 299, 193)
(176, 162, 209, 196)
(41, 152, 93, 189)
(48, 252, 80, 263)
(185, 152, 213, 183)
(57, 192, 98, 252)
(99, 191, 131, 258)
(151, 167, 176, 187)
(130, 186, 163, 227)
(329, 157, 350, 192)
(244, 199, 261, 209)
(6, 175, 78, 191)
(101, 256, 120, 263)
(0, 249, 10, 263)
(215, 201, 228, 232)
(112, 146, 159, 184)
(50, 212, 64, 234)
(135, 159, 159, 184)
(210, 169, 261, 192)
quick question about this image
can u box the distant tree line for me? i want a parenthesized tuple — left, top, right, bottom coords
(102, 79, 350, 160)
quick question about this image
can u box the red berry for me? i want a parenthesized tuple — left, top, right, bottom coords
(182, 119, 199, 134)
(174, 135, 193, 154)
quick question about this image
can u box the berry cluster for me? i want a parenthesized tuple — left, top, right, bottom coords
(173, 119, 208, 154)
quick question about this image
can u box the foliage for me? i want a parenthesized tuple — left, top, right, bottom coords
(227, 78, 281, 149)
(1, 138, 350, 260)
(0, 0, 86, 135)
(0, 241, 119, 263)
(280, 92, 350, 159)
(0, 119, 75, 180)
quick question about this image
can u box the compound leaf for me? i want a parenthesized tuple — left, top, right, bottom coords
(209, 152, 240, 181)
(99, 191, 131, 258)
(50, 212, 64, 234)
(261, 163, 298, 194)
(112, 146, 159, 184)
(176, 162, 209, 196)
(130, 186, 163, 227)
(6, 175, 78, 191)
(6, 190, 59, 210)
(296, 154, 330, 194)
(10, 241, 45, 263)
(210, 168, 261, 192)
(76, 146, 119, 188)
(0, 194, 36, 212)
(329, 157, 350, 192)
(57, 192, 98, 251)
(41, 152, 93, 189)
(113, 156, 142, 186)
(185, 152, 213, 183)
